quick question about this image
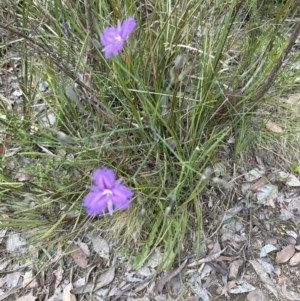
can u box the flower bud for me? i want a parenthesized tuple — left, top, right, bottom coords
(164, 206, 172, 216)
(174, 54, 184, 70)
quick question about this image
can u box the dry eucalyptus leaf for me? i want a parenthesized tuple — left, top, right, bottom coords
(229, 261, 240, 279)
(265, 121, 283, 133)
(94, 266, 115, 290)
(63, 283, 77, 301)
(286, 174, 300, 187)
(215, 255, 237, 262)
(69, 244, 88, 269)
(282, 283, 300, 300)
(134, 281, 151, 293)
(0, 285, 22, 301)
(70, 283, 94, 295)
(256, 259, 274, 276)
(0, 277, 6, 288)
(136, 266, 153, 277)
(256, 184, 278, 204)
(200, 263, 213, 279)
(249, 260, 278, 298)
(147, 249, 163, 269)
(191, 286, 211, 301)
(244, 169, 264, 182)
(221, 233, 246, 243)
(279, 209, 293, 221)
(6, 264, 21, 288)
(220, 280, 236, 295)
(249, 177, 267, 191)
(286, 231, 298, 239)
(15, 294, 37, 301)
(246, 289, 268, 300)
(23, 270, 39, 289)
(278, 172, 300, 187)
(53, 265, 64, 289)
(154, 260, 187, 294)
(6, 233, 27, 253)
(289, 252, 300, 266)
(0, 260, 10, 271)
(71, 267, 115, 295)
(92, 236, 110, 260)
(260, 244, 277, 258)
(77, 242, 90, 256)
(229, 280, 255, 294)
(287, 198, 300, 224)
(276, 245, 295, 264)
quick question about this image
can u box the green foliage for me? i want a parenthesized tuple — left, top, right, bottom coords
(290, 162, 300, 173)
(0, 0, 299, 269)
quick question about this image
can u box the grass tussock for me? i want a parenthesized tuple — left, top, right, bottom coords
(0, 0, 300, 269)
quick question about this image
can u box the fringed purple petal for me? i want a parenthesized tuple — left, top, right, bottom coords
(103, 40, 124, 58)
(111, 185, 133, 209)
(83, 192, 108, 216)
(100, 17, 136, 59)
(83, 167, 134, 216)
(100, 27, 119, 46)
(118, 17, 137, 40)
(92, 168, 115, 189)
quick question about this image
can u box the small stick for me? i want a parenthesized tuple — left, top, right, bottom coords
(254, 21, 300, 102)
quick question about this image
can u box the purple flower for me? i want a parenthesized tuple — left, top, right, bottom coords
(100, 17, 137, 58)
(83, 168, 134, 216)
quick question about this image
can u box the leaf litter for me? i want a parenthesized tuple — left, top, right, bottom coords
(1, 171, 300, 301)
(1, 72, 300, 301)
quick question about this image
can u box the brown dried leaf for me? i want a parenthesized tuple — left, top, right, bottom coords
(214, 255, 238, 262)
(268, 196, 275, 208)
(276, 245, 295, 264)
(229, 261, 240, 279)
(22, 270, 39, 289)
(53, 265, 64, 289)
(134, 281, 151, 293)
(70, 267, 115, 294)
(265, 121, 283, 133)
(63, 283, 77, 301)
(289, 252, 300, 266)
(220, 280, 236, 295)
(154, 260, 187, 294)
(94, 266, 115, 290)
(69, 244, 88, 269)
(249, 177, 267, 191)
